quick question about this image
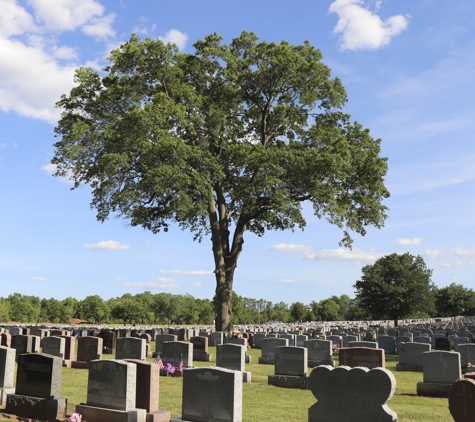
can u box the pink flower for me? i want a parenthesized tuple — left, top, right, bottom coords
(68, 413, 82, 422)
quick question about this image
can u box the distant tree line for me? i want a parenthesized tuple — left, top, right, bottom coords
(0, 282, 473, 325)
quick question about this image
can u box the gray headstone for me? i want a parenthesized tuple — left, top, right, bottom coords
(308, 365, 397, 421)
(162, 341, 193, 368)
(41, 337, 65, 359)
(398, 342, 431, 365)
(275, 346, 307, 376)
(304, 339, 333, 367)
(115, 337, 146, 360)
(423, 351, 461, 383)
(378, 336, 396, 354)
(0, 346, 15, 388)
(261, 338, 288, 358)
(209, 332, 224, 347)
(77, 336, 103, 362)
(15, 353, 62, 399)
(155, 334, 177, 354)
(178, 367, 242, 422)
(457, 343, 475, 369)
(216, 344, 245, 372)
(87, 359, 136, 411)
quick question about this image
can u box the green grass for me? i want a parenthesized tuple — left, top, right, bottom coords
(0, 345, 453, 422)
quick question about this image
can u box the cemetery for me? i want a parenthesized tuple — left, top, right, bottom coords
(0, 318, 474, 421)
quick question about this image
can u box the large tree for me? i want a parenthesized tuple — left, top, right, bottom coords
(435, 283, 475, 317)
(52, 31, 389, 332)
(354, 253, 435, 326)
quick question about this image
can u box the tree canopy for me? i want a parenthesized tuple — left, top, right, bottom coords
(354, 253, 435, 326)
(52, 31, 389, 332)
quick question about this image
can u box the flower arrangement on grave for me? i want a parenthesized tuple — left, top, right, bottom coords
(232, 331, 242, 338)
(68, 413, 82, 422)
(332, 343, 339, 353)
(165, 363, 176, 376)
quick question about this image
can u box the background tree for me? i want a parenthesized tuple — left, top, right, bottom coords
(289, 301, 309, 322)
(0, 298, 10, 323)
(435, 283, 475, 317)
(310, 298, 341, 321)
(78, 295, 110, 324)
(354, 253, 435, 326)
(110, 297, 145, 325)
(52, 31, 389, 332)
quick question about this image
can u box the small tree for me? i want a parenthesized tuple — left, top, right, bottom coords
(52, 31, 389, 332)
(435, 283, 475, 317)
(354, 253, 435, 326)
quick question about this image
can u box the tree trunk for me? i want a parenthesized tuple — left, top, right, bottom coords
(215, 267, 234, 333)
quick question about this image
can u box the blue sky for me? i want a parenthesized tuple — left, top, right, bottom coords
(0, 0, 474, 305)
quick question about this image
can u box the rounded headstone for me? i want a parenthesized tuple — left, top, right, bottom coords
(449, 378, 475, 422)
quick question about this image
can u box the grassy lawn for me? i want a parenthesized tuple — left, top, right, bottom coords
(0, 344, 453, 422)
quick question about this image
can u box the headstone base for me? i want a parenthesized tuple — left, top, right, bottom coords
(308, 360, 334, 368)
(245, 355, 251, 364)
(70, 360, 90, 369)
(0, 387, 15, 407)
(395, 363, 423, 372)
(416, 381, 453, 398)
(146, 409, 172, 422)
(243, 371, 251, 383)
(76, 404, 146, 422)
(193, 353, 212, 362)
(268, 374, 308, 389)
(5, 394, 67, 421)
(258, 356, 275, 365)
(103, 347, 115, 354)
(62, 359, 72, 368)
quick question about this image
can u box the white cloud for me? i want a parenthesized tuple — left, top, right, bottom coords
(271, 243, 383, 265)
(83, 240, 131, 251)
(0, 0, 37, 38)
(30, 276, 47, 281)
(41, 163, 73, 183)
(424, 249, 443, 260)
(329, 0, 409, 51)
(158, 29, 188, 50)
(441, 263, 451, 268)
(116, 277, 126, 281)
(273, 279, 297, 284)
(452, 277, 458, 281)
(451, 177, 463, 184)
(82, 13, 116, 39)
(0, 0, 118, 123)
(455, 248, 475, 257)
(191, 282, 203, 287)
(123, 278, 179, 290)
(28, 0, 106, 32)
(158, 269, 213, 276)
(396, 238, 422, 246)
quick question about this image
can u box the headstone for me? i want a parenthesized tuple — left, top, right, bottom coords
(414, 336, 431, 344)
(269, 346, 308, 389)
(59, 335, 76, 361)
(304, 339, 334, 368)
(348, 341, 378, 349)
(155, 334, 177, 354)
(171, 367, 242, 422)
(5, 353, 67, 420)
(100, 331, 117, 354)
(396, 342, 431, 371)
(190, 336, 212, 362)
(11, 335, 32, 359)
(259, 338, 288, 364)
(216, 344, 251, 383)
(209, 332, 224, 347)
(76, 359, 146, 422)
(417, 351, 461, 398)
(1, 332, 12, 348)
(378, 336, 396, 354)
(343, 335, 358, 347)
(434, 336, 451, 351)
(278, 333, 296, 346)
(253, 333, 266, 349)
(449, 378, 475, 422)
(338, 347, 385, 369)
(308, 365, 397, 421)
(41, 337, 65, 359)
(457, 344, 475, 374)
(116, 337, 146, 360)
(0, 346, 15, 406)
(326, 335, 342, 349)
(125, 359, 171, 422)
(162, 341, 193, 368)
(454, 337, 469, 351)
(72, 336, 103, 369)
